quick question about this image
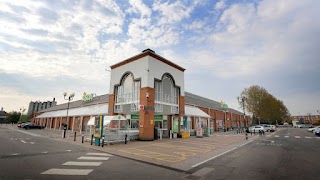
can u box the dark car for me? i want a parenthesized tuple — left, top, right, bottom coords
(23, 123, 44, 129)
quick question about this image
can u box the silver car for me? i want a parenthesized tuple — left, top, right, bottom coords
(260, 124, 272, 132)
(248, 125, 265, 133)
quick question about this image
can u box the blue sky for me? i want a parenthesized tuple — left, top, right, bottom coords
(1, 0, 319, 116)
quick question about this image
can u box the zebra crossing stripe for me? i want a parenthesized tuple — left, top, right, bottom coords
(41, 169, 93, 175)
(284, 136, 289, 138)
(62, 161, 102, 166)
(78, 156, 109, 160)
(305, 137, 312, 139)
(86, 153, 113, 156)
(274, 135, 279, 137)
(295, 136, 301, 138)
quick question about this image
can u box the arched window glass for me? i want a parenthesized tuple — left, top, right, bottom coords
(122, 74, 133, 95)
(162, 76, 172, 96)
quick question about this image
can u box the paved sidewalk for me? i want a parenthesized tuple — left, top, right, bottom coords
(6, 125, 264, 171)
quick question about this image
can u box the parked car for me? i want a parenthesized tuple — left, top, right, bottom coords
(315, 129, 320, 136)
(17, 122, 23, 128)
(308, 126, 320, 132)
(248, 125, 265, 133)
(303, 124, 313, 128)
(23, 123, 44, 129)
(260, 124, 273, 132)
(20, 122, 31, 128)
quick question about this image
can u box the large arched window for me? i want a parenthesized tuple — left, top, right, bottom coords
(155, 74, 179, 114)
(115, 73, 140, 113)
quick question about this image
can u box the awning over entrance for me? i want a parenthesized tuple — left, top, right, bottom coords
(87, 115, 126, 126)
(185, 105, 211, 118)
(35, 103, 108, 119)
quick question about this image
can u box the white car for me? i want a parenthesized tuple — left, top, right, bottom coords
(308, 126, 320, 132)
(248, 126, 265, 133)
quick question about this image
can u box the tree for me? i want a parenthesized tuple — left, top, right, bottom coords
(239, 85, 290, 125)
(8, 111, 21, 123)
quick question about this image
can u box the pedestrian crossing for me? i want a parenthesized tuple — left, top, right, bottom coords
(266, 135, 320, 139)
(41, 152, 113, 176)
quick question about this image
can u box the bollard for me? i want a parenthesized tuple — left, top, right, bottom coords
(251, 131, 252, 136)
(125, 134, 127, 144)
(101, 137, 105, 147)
(91, 134, 93, 145)
(254, 129, 255, 135)
(63, 129, 66, 138)
(74, 132, 76, 141)
(246, 133, 248, 140)
(82, 133, 84, 143)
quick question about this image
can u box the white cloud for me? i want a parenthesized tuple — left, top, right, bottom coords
(152, 1, 197, 25)
(126, 0, 152, 18)
(183, 20, 205, 30)
(215, 0, 226, 10)
(178, 0, 320, 79)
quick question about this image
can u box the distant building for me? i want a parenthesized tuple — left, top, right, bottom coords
(0, 107, 9, 123)
(27, 98, 57, 116)
(289, 115, 320, 125)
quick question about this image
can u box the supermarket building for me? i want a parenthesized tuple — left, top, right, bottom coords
(33, 49, 250, 140)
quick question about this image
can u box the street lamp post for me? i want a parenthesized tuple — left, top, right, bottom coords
(307, 113, 312, 124)
(63, 92, 75, 138)
(237, 96, 247, 130)
(19, 108, 26, 123)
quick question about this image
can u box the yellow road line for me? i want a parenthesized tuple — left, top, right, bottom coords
(118, 148, 186, 163)
(152, 143, 211, 153)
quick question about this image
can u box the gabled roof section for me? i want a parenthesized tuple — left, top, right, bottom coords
(110, 49, 186, 72)
(185, 91, 244, 115)
(39, 94, 109, 113)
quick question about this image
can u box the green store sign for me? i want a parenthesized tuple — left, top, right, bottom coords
(154, 115, 163, 121)
(82, 92, 95, 102)
(173, 117, 179, 133)
(130, 114, 163, 120)
(131, 114, 140, 120)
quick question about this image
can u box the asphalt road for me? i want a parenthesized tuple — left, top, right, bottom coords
(0, 127, 186, 180)
(1, 126, 319, 180)
(188, 128, 320, 180)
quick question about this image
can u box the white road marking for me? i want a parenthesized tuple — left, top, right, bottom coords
(41, 169, 93, 175)
(192, 140, 253, 168)
(30, 142, 35, 144)
(316, 137, 320, 139)
(274, 135, 279, 137)
(266, 135, 271, 137)
(42, 151, 48, 154)
(305, 137, 312, 139)
(284, 136, 289, 138)
(66, 150, 72, 152)
(295, 136, 301, 138)
(78, 156, 109, 161)
(263, 140, 274, 143)
(86, 153, 113, 157)
(21, 140, 27, 143)
(11, 153, 20, 156)
(63, 161, 102, 166)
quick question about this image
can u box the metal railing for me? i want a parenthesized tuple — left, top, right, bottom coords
(115, 92, 140, 105)
(155, 92, 178, 105)
(104, 129, 139, 144)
